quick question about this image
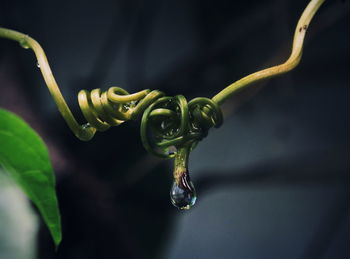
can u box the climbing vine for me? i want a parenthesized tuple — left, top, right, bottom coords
(0, 0, 325, 245)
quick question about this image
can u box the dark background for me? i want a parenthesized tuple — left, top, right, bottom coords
(1, 0, 350, 258)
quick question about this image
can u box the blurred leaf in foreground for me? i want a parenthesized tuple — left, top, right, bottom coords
(0, 108, 61, 247)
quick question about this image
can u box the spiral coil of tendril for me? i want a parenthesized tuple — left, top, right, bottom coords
(140, 95, 223, 158)
(77, 87, 164, 131)
(0, 0, 324, 157)
(78, 86, 223, 158)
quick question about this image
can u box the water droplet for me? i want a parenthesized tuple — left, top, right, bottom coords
(82, 123, 91, 129)
(170, 170, 197, 210)
(36, 61, 40, 68)
(123, 104, 130, 110)
(161, 121, 167, 130)
(165, 145, 177, 156)
(19, 38, 30, 49)
(166, 128, 175, 137)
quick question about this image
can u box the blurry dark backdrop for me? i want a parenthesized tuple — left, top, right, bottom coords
(0, 0, 350, 258)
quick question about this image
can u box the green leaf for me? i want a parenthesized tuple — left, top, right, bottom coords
(0, 108, 62, 247)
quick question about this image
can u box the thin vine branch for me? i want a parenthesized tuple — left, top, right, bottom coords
(0, 29, 96, 140)
(212, 0, 325, 105)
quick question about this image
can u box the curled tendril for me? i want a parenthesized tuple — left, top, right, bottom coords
(141, 95, 223, 158)
(77, 87, 164, 131)
(0, 0, 325, 168)
(77, 87, 223, 157)
(61, 81, 222, 158)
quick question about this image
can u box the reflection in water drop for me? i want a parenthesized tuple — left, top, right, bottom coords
(170, 170, 197, 210)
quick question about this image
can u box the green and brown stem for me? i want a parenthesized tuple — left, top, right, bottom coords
(173, 145, 190, 185)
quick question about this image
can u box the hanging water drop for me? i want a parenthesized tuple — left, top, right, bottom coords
(170, 170, 197, 210)
(36, 61, 40, 68)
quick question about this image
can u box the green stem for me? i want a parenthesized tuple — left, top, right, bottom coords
(173, 145, 190, 184)
(0, 27, 95, 140)
(211, 0, 325, 106)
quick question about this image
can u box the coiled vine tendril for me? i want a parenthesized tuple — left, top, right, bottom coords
(78, 86, 223, 158)
(141, 95, 223, 158)
(0, 0, 325, 209)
